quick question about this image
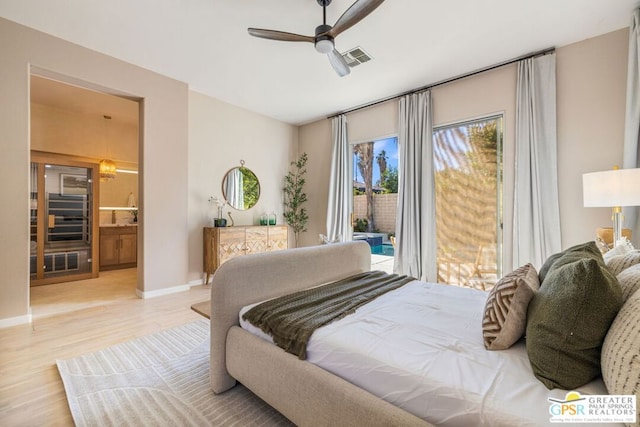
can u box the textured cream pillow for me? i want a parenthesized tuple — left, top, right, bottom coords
(606, 250, 640, 276)
(617, 264, 640, 303)
(603, 239, 635, 263)
(601, 290, 640, 427)
(482, 263, 539, 350)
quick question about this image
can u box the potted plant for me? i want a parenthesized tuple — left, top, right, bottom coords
(283, 153, 308, 247)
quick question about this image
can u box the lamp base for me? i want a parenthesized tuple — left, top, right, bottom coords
(612, 208, 623, 247)
(597, 227, 632, 248)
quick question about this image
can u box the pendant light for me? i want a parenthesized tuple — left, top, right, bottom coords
(99, 159, 117, 181)
(99, 115, 117, 181)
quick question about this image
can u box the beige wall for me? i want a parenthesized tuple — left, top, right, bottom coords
(299, 28, 630, 270)
(31, 103, 139, 164)
(557, 29, 629, 247)
(31, 102, 140, 224)
(298, 119, 333, 247)
(0, 17, 189, 324)
(187, 91, 298, 282)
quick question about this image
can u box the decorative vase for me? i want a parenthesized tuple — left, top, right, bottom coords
(268, 212, 276, 226)
(214, 218, 227, 227)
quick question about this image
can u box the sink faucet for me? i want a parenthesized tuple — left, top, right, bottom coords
(111, 209, 116, 224)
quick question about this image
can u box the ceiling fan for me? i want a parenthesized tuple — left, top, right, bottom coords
(248, 0, 385, 77)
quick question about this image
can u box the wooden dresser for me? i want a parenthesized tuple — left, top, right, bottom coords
(203, 225, 288, 284)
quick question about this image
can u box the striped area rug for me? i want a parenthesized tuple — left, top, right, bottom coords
(57, 319, 292, 426)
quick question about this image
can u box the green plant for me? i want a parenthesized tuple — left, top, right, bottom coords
(354, 218, 368, 232)
(283, 153, 309, 246)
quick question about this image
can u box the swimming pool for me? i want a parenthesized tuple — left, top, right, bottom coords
(371, 243, 394, 257)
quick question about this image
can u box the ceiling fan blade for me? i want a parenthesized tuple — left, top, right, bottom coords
(327, 0, 385, 38)
(327, 48, 351, 77)
(247, 28, 314, 43)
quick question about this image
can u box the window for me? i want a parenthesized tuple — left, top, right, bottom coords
(433, 116, 503, 290)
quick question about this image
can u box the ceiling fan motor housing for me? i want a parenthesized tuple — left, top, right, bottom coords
(315, 24, 334, 53)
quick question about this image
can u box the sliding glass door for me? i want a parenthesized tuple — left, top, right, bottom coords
(30, 153, 99, 285)
(433, 116, 503, 290)
(351, 137, 398, 273)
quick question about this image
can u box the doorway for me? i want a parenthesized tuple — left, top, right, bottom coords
(351, 136, 399, 274)
(29, 73, 140, 293)
(432, 115, 503, 290)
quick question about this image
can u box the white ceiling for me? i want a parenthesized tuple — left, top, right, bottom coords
(2, 0, 638, 125)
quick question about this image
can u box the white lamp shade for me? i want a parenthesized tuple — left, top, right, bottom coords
(583, 168, 640, 207)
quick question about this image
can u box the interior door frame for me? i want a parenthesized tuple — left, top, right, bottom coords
(30, 151, 100, 286)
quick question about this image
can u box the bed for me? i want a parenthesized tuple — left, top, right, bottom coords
(209, 241, 639, 426)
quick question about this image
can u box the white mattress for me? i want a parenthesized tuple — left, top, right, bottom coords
(240, 280, 620, 426)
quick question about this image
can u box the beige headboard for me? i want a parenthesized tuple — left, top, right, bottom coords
(209, 241, 372, 393)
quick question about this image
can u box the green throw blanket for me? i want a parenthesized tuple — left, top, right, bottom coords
(242, 270, 415, 359)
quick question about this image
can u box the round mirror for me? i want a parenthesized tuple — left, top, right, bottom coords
(222, 165, 260, 210)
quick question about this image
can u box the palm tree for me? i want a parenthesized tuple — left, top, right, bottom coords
(353, 142, 375, 232)
(376, 149, 387, 184)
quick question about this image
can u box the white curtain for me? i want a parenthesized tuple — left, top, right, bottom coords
(513, 53, 561, 269)
(394, 91, 436, 281)
(326, 115, 351, 242)
(623, 9, 640, 246)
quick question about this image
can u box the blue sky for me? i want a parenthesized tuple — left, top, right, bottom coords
(353, 136, 398, 184)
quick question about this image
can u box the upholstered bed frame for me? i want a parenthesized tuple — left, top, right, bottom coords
(209, 241, 431, 426)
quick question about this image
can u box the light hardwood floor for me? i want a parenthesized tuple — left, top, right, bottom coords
(0, 268, 210, 426)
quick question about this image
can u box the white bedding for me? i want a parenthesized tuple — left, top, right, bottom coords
(240, 280, 621, 426)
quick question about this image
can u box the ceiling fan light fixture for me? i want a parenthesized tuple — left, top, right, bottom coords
(315, 37, 334, 54)
(247, 0, 385, 75)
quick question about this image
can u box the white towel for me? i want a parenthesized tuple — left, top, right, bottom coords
(127, 192, 136, 208)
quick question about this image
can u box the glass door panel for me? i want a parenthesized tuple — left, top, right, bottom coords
(31, 157, 97, 285)
(351, 137, 398, 273)
(433, 116, 503, 290)
(29, 163, 40, 279)
(43, 164, 93, 279)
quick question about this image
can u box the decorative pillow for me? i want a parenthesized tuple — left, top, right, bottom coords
(601, 290, 640, 427)
(603, 238, 635, 263)
(526, 253, 623, 390)
(538, 241, 603, 285)
(606, 250, 640, 276)
(617, 264, 640, 303)
(482, 263, 539, 350)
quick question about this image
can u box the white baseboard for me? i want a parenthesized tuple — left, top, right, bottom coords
(0, 313, 32, 329)
(187, 278, 209, 286)
(136, 283, 192, 299)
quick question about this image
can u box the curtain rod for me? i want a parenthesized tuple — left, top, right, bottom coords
(327, 47, 555, 120)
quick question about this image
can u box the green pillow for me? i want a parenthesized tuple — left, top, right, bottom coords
(538, 241, 603, 284)
(526, 254, 622, 390)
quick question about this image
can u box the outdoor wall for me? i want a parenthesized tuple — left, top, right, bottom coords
(353, 193, 398, 235)
(299, 27, 631, 270)
(187, 91, 298, 283)
(0, 17, 188, 326)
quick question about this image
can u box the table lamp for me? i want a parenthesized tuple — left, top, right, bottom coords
(583, 167, 640, 246)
